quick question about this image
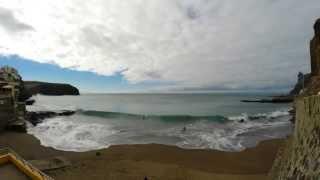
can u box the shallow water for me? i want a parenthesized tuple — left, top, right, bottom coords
(27, 93, 293, 152)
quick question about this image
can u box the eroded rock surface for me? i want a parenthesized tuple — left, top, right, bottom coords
(269, 96, 320, 179)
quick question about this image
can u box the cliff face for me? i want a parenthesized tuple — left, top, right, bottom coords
(24, 81, 80, 96)
(289, 19, 320, 96)
(310, 19, 320, 76)
(269, 96, 320, 179)
(303, 19, 320, 95)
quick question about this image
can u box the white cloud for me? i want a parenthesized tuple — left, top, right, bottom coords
(0, 0, 319, 90)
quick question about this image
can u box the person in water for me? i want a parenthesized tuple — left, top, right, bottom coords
(182, 126, 187, 132)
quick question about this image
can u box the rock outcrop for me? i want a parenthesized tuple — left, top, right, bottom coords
(289, 72, 311, 96)
(24, 81, 80, 96)
(302, 18, 320, 95)
(0, 66, 80, 132)
(310, 18, 320, 76)
(286, 19, 320, 96)
(241, 96, 293, 103)
(27, 110, 75, 126)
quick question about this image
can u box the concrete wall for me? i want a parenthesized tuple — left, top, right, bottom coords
(269, 95, 320, 179)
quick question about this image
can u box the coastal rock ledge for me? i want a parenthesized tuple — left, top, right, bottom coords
(24, 81, 80, 96)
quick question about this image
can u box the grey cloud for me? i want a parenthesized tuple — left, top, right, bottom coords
(144, 71, 162, 80)
(0, 7, 34, 33)
(186, 6, 199, 20)
(0, 0, 319, 92)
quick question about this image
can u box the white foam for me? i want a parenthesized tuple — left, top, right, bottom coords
(266, 110, 290, 118)
(228, 108, 290, 121)
(27, 116, 118, 152)
(228, 113, 249, 121)
(174, 110, 292, 151)
(27, 107, 292, 152)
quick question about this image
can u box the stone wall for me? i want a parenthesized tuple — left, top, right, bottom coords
(269, 95, 320, 179)
(0, 95, 15, 131)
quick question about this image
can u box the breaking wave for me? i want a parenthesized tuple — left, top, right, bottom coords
(78, 110, 228, 123)
(27, 108, 293, 152)
(77, 108, 291, 123)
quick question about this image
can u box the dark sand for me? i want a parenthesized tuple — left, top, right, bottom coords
(0, 163, 30, 180)
(0, 132, 284, 180)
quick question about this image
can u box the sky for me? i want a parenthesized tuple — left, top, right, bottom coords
(0, 0, 319, 93)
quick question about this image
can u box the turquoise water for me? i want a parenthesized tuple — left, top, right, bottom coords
(27, 93, 293, 152)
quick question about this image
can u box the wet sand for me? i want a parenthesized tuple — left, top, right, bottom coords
(0, 131, 284, 180)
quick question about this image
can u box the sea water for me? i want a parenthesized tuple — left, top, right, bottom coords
(26, 93, 293, 152)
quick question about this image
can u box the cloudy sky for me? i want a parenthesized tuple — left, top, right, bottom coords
(0, 0, 319, 92)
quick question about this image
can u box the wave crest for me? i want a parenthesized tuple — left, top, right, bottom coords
(78, 110, 228, 123)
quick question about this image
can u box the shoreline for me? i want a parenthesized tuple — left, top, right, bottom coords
(0, 131, 285, 180)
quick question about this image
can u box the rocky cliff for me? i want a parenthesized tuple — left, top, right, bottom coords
(288, 19, 320, 96)
(268, 18, 320, 179)
(24, 81, 80, 96)
(310, 19, 320, 76)
(301, 18, 320, 96)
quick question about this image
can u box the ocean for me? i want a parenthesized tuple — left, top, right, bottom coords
(26, 93, 293, 152)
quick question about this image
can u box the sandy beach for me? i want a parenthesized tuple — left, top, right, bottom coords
(0, 131, 284, 180)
